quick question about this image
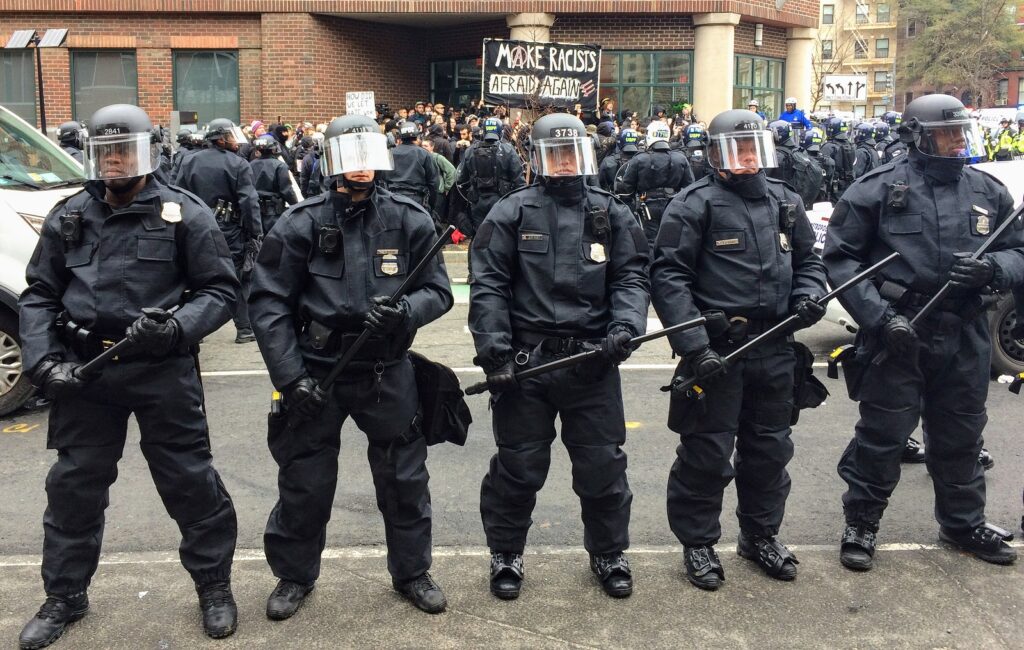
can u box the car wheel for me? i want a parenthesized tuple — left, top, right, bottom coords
(0, 308, 34, 416)
(989, 294, 1024, 377)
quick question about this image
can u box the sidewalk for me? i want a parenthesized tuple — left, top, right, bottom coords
(2, 544, 1020, 649)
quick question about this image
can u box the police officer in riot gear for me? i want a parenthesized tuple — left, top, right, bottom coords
(454, 117, 525, 238)
(598, 128, 639, 192)
(802, 129, 835, 205)
(250, 135, 299, 234)
(879, 112, 908, 163)
(651, 109, 827, 590)
(614, 120, 694, 247)
(684, 124, 712, 181)
(170, 128, 195, 176)
(470, 113, 649, 601)
(17, 104, 240, 648)
(821, 116, 857, 198)
(57, 121, 84, 164)
(172, 118, 262, 343)
(823, 94, 1022, 571)
(248, 115, 454, 617)
(384, 120, 440, 215)
(852, 122, 879, 179)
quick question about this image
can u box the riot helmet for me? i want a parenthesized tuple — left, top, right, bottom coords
(176, 128, 192, 146)
(252, 134, 280, 156)
(898, 95, 986, 161)
(529, 113, 597, 178)
(768, 120, 792, 145)
(482, 117, 502, 143)
(705, 109, 777, 172)
(321, 115, 392, 178)
(397, 120, 420, 142)
(785, 97, 798, 111)
(873, 122, 890, 140)
(684, 124, 706, 149)
(801, 128, 825, 153)
(853, 122, 875, 144)
(882, 111, 902, 127)
(83, 104, 160, 181)
(618, 128, 640, 154)
(825, 116, 848, 140)
(205, 118, 247, 151)
(58, 121, 83, 148)
(646, 120, 671, 151)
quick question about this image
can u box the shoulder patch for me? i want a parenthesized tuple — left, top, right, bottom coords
(631, 224, 648, 254)
(473, 221, 495, 249)
(256, 233, 283, 267)
(676, 175, 712, 202)
(211, 230, 232, 258)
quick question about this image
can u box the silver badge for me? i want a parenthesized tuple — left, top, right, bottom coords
(976, 214, 990, 235)
(779, 233, 792, 252)
(381, 253, 399, 276)
(589, 242, 606, 263)
(161, 202, 182, 223)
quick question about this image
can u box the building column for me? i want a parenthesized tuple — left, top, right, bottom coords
(505, 13, 555, 42)
(693, 13, 741, 119)
(785, 27, 816, 111)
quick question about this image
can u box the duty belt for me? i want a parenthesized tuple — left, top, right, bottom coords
(875, 279, 993, 323)
(56, 314, 146, 363)
(513, 329, 603, 356)
(643, 187, 678, 200)
(301, 319, 407, 361)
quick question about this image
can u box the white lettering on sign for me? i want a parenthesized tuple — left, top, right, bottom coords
(486, 74, 583, 101)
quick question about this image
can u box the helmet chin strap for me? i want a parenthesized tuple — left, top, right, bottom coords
(341, 176, 375, 192)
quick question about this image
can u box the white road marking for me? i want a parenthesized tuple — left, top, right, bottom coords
(202, 362, 831, 378)
(1, 541, 1019, 568)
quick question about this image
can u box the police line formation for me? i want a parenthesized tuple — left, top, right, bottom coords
(16, 93, 1024, 649)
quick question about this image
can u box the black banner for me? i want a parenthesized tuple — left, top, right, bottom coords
(482, 39, 601, 112)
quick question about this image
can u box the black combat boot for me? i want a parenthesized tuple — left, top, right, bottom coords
(683, 545, 725, 591)
(737, 531, 799, 581)
(266, 579, 314, 620)
(19, 592, 88, 650)
(939, 523, 1017, 565)
(589, 552, 633, 598)
(393, 572, 447, 614)
(840, 521, 878, 571)
(196, 581, 237, 639)
(489, 551, 524, 600)
(978, 448, 994, 470)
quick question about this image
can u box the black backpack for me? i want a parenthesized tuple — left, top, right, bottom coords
(471, 144, 499, 192)
(788, 149, 824, 207)
(837, 140, 857, 181)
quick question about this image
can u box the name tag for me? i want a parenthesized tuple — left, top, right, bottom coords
(715, 238, 739, 247)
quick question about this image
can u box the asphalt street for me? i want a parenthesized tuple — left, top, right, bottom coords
(1, 267, 1022, 648)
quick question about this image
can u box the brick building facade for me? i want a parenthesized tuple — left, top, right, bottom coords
(0, 1, 819, 133)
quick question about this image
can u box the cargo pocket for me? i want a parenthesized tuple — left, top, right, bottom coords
(309, 254, 344, 278)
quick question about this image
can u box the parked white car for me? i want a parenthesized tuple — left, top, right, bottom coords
(0, 105, 86, 415)
(806, 159, 1024, 376)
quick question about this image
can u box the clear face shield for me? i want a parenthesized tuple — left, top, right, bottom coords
(707, 131, 778, 172)
(531, 137, 598, 177)
(915, 120, 987, 162)
(222, 126, 248, 147)
(322, 132, 394, 176)
(84, 132, 160, 181)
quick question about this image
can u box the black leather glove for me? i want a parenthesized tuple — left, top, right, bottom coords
(287, 376, 326, 419)
(38, 361, 86, 400)
(485, 360, 518, 393)
(363, 296, 408, 335)
(603, 329, 634, 364)
(689, 345, 727, 382)
(791, 295, 826, 329)
(126, 314, 181, 356)
(948, 254, 994, 290)
(881, 313, 918, 357)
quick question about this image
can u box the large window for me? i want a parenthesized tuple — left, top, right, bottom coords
(875, 38, 890, 59)
(854, 40, 867, 59)
(173, 51, 239, 125)
(822, 4, 834, 25)
(599, 51, 692, 119)
(71, 51, 137, 123)
(856, 3, 869, 24)
(821, 40, 834, 61)
(997, 79, 1009, 106)
(0, 51, 36, 124)
(733, 55, 785, 119)
(874, 70, 890, 92)
(877, 3, 891, 23)
(431, 58, 481, 110)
